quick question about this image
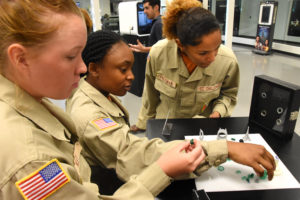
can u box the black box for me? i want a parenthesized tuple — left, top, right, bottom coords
(249, 75, 300, 140)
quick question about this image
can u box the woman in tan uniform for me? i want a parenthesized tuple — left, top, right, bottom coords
(0, 0, 206, 199)
(131, 0, 240, 132)
(66, 29, 276, 196)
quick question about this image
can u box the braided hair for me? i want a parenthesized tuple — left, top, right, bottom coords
(82, 30, 125, 75)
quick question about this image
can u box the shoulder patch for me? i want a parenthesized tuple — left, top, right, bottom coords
(15, 159, 70, 200)
(92, 117, 118, 131)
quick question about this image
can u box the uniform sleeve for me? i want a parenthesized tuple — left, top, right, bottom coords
(195, 139, 228, 175)
(212, 59, 240, 117)
(84, 115, 229, 180)
(136, 52, 161, 129)
(0, 160, 101, 200)
(83, 118, 177, 181)
(0, 160, 171, 200)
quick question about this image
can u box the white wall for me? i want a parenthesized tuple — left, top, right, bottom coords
(74, 0, 91, 10)
(74, 0, 111, 16)
(238, 0, 260, 37)
(99, 0, 111, 16)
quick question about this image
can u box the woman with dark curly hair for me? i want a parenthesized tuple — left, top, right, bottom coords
(131, 0, 240, 132)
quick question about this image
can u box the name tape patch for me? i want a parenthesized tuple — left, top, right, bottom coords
(156, 74, 177, 88)
(15, 159, 70, 200)
(197, 83, 222, 92)
(92, 117, 118, 131)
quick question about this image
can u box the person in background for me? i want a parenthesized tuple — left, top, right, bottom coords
(263, 39, 269, 52)
(129, 0, 163, 53)
(130, 0, 240, 133)
(0, 0, 206, 199)
(80, 8, 93, 34)
(255, 36, 263, 50)
(66, 29, 275, 197)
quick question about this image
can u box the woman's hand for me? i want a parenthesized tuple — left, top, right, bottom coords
(157, 139, 206, 178)
(227, 141, 276, 180)
(209, 111, 221, 118)
(129, 124, 145, 133)
(128, 39, 150, 53)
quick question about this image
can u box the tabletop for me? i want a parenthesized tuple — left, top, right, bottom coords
(146, 117, 300, 200)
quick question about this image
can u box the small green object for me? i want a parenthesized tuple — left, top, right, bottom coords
(260, 170, 268, 180)
(248, 173, 254, 179)
(236, 170, 241, 174)
(241, 176, 250, 183)
(217, 166, 224, 171)
(227, 158, 231, 161)
(231, 138, 236, 141)
(190, 139, 194, 145)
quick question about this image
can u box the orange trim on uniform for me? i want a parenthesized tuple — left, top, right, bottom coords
(181, 53, 197, 74)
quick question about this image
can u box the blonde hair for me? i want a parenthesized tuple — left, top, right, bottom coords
(0, 0, 82, 72)
(162, 0, 202, 40)
(80, 8, 93, 34)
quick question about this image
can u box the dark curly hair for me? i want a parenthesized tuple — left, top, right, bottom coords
(163, 0, 220, 46)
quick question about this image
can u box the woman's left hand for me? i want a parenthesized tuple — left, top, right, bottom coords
(209, 111, 221, 118)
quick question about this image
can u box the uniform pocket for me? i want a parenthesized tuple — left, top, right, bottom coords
(154, 79, 177, 98)
(196, 86, 221, 104)
(180, 88, 195, 107)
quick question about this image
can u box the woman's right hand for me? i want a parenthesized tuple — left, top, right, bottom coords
(129, 124, 145, 133)
(157, 139, 205, 178)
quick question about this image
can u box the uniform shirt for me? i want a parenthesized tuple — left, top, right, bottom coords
(149, 15, 163, 46)
(136, 39, 240, 129)
(66, 78, 228, 183)
(0, 75, 171, 200)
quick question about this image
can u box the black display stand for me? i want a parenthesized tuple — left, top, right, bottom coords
(249, 75, 300, 140)
(122, 34, 149, 97)
(253, 1, 278, 55)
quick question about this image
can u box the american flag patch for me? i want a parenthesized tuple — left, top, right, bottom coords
(92, 117, 118, 130)
(15, 159, 70, 200)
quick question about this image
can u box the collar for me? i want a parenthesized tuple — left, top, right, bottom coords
(152, 15, 161, 22)
(181, 52, 197, 74)
(0, 75, 75, 142)
(79, 78, 129, 119)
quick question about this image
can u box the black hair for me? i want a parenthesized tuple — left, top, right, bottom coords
(143, 0, 160, 10)
(82, 30, 125, 75)
(176, 7, 220, 46)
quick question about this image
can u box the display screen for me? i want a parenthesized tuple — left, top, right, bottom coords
(261, 6, 271, 23)
(137, 2, 152, 35)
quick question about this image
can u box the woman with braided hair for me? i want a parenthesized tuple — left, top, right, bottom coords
(66, 29, 207, 195)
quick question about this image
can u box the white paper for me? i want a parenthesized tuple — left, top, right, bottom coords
(185, 134, 300, 192)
